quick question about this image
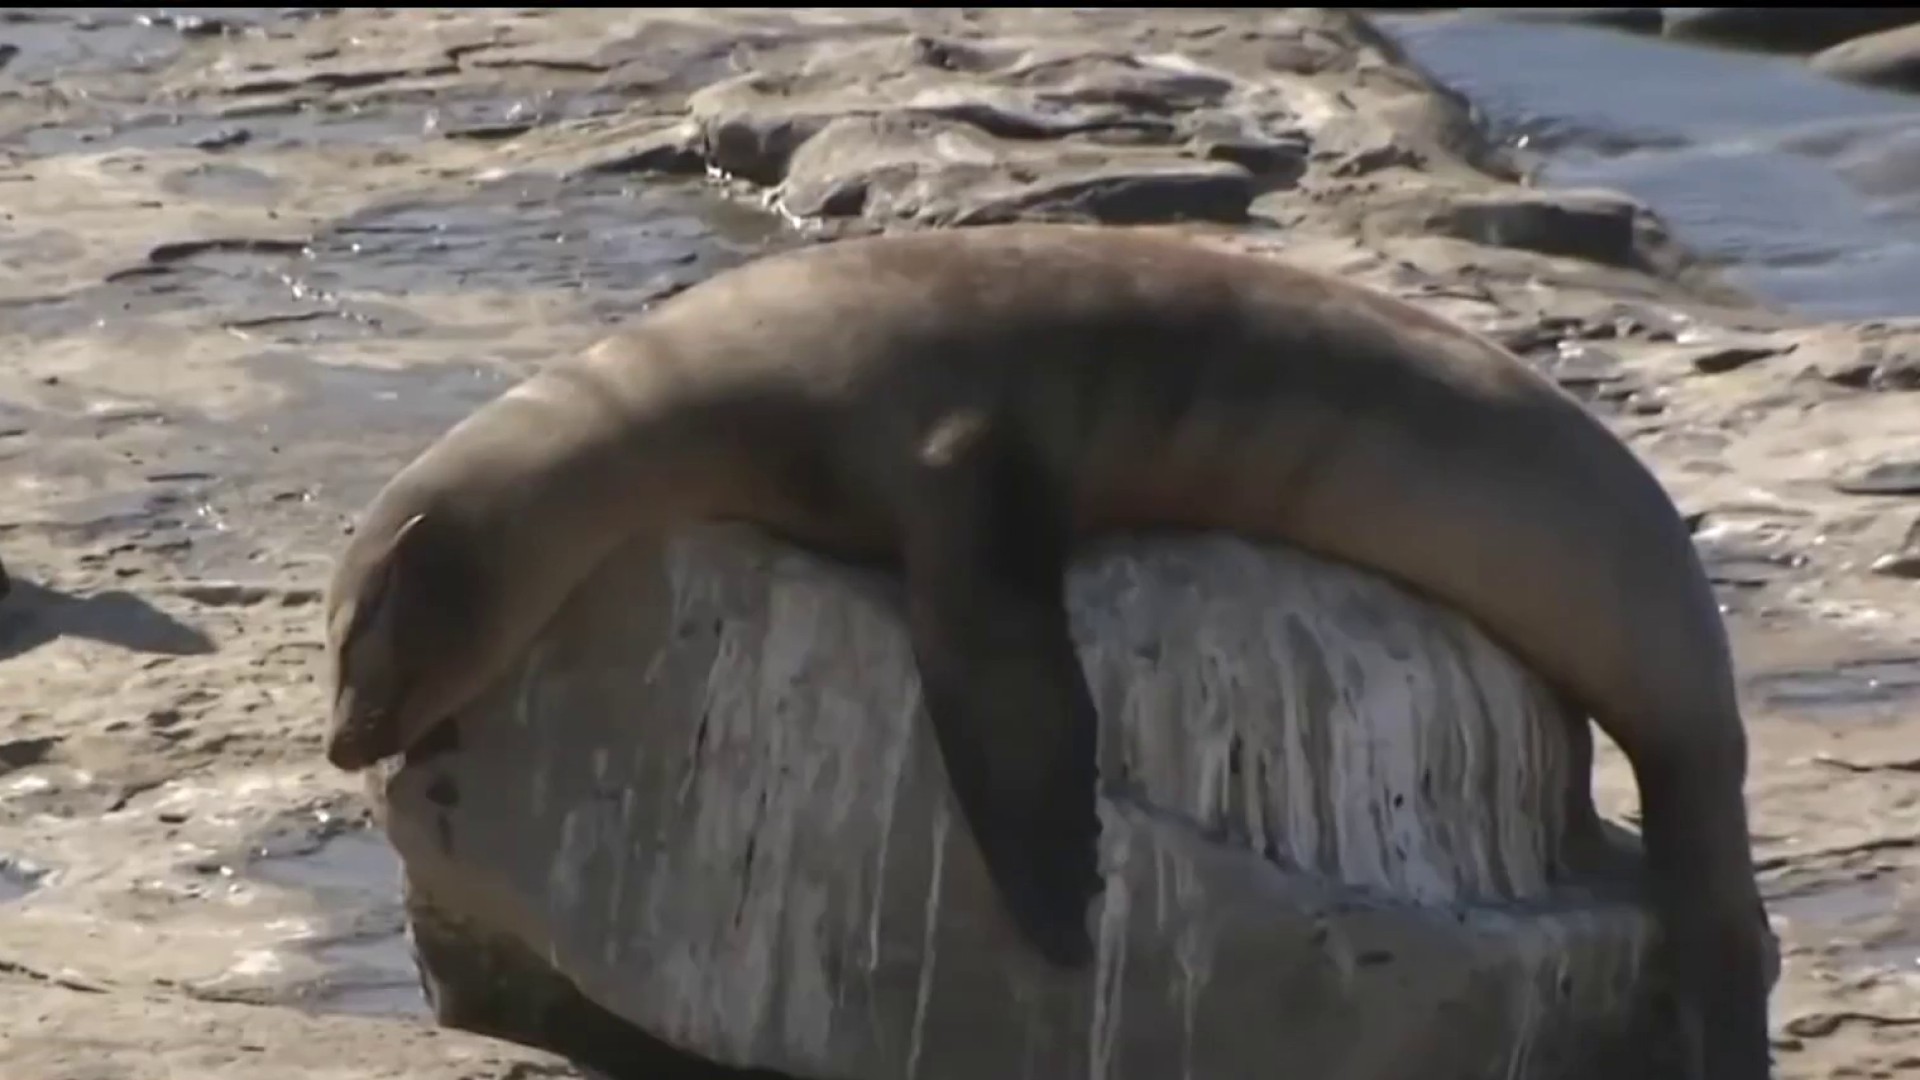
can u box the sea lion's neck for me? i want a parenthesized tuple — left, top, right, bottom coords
(471, 367, 734, 574)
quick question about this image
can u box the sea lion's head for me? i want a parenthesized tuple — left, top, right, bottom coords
(323, 508, 496, 772)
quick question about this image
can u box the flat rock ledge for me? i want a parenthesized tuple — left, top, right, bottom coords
(375, 526, 1665, 1080)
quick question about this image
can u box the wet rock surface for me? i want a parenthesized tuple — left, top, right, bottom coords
(0, 6, 1917, 1080)
(377, 528, 1663, 1080)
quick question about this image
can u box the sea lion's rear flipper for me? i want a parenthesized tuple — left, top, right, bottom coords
(901, 423, 1102, 968)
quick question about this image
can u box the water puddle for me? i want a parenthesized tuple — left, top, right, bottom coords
(1773, 873, 1898, 925)
(241, 826, 427, 1018)
(1771, 873, 1920, 974)
(1730, 613, 1920, 724)
(305, 172, 787, 305)
(18, 176, 782, 344)
(0, 8, 648, 161)
(246, 824, 400, 892)
(11, 84, 640, 160)
(1749, 655, 1920, 716)
(0, 8, 309, 84)
(9, 177, 787, 568)
(0, 854, 50, 902)
(293, 932, 429, 1018)
(1382, 12, 1920, 320)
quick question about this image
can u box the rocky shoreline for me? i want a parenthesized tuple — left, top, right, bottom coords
(3, 8, 1918, 1079)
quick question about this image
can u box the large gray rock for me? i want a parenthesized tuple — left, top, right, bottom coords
(1812, 22, 1920, 92)
(374, 527, 1667, 1080)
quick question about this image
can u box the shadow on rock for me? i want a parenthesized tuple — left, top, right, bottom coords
(0, 577, 216, 661)
(409, 900, 797, 1080)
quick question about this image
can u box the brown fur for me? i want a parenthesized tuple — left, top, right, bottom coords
(325, 224, 1769, 1079)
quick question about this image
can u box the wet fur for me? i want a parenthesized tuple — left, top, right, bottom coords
(325, 224, 1769, 1077)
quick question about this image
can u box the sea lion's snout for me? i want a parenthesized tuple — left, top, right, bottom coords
(324, 731, 377, 772)
(323, 511, 435, 773)
(324, 688, 400, 772)
(323, 601, 400, 772)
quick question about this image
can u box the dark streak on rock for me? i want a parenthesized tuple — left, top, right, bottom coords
(224, 63, 460, 96)
(1835, 460, 1920, 497)
(0, 736, 61, 774)
(442, 122, 535, 143)
(473, 57, 614, 75)
(147, 238, 312, 265)
(1689, 343, 1790, 375)
(222, 311, 336, 331)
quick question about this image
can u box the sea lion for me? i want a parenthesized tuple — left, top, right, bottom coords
(323, 224, 1769, 1079)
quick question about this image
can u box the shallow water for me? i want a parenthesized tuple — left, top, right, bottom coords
(0, 854, 48, 903)
(0, 9, 606, 157)
(244, 827, 429, 1018)
(11, 174, 785, 571)
(1749, 655, 1920, 715)
(1769, 873, 1918, 971)
(0, 8, 308, 83)
(1383, 12, 1920, 320)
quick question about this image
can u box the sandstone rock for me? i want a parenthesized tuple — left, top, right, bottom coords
(1539, 342, 1635, 400)
(685, 42, 1286, 227)
(0, 979, 587, 1080)
(1662, 9, 1920, 55)
(1835, 459, 1920, 496)
(574, 120, 707, 177)
(1425, 187, 1654, 271)
(1813, 23, 1920, 93)
(1871, 516, 1920, 579)
(775, 111, 1255, 226)
(1866, 347, 1920, 390)
(652, 11, 1512, 228)
(376, 527, 1664, 1080)
(1791, 319, 1920, 390)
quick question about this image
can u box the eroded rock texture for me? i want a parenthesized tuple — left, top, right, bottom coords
(377, 527, 1663, 1080)
(542, 8, 1523, 231)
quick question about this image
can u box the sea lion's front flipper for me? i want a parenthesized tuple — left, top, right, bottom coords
(900, 420, 1102, 968)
